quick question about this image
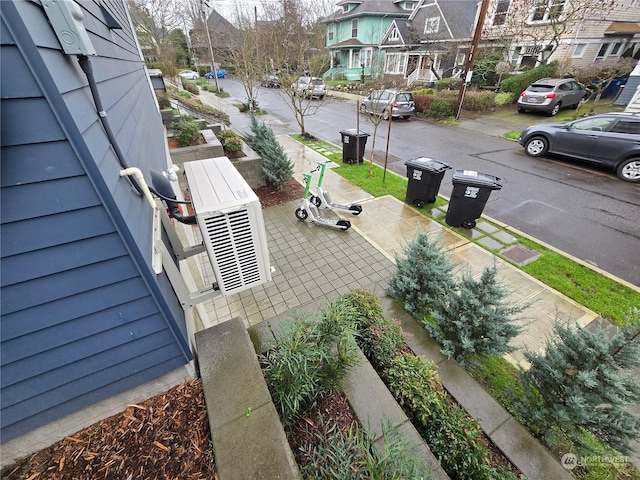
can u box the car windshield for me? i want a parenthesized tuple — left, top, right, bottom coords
(311, 79, 324, 85)
(396, 93, 413, 102)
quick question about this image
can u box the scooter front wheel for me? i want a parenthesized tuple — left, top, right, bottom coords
(310, 195, 321, 207)
(295, 208, 308, 220)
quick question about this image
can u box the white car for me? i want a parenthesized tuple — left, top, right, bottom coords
(179, 70, 199, 81)
(292, 76, 326, 99)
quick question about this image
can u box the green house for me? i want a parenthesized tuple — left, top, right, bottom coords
(323, 0, 416, 81)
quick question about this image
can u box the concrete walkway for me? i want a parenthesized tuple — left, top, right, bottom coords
(190, 87, 639, 475)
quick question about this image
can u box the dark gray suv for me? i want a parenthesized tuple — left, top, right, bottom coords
(518, 112, 640, 182)
(517, 78, 588, 116)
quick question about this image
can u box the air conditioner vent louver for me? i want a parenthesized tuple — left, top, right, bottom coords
(184, 157, 272, 296)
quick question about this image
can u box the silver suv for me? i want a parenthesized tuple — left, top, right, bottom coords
(292, 76, 326, 99)
(360, 89, 415, 120)
(517, 78, 588, 116)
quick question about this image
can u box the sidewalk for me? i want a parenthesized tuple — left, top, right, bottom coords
(192, 87, 639, 473)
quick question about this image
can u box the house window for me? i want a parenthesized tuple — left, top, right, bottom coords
(388, 26, 399, 41)
(531, 0, 565, 22)
(343, 5, 349, 13)
(385, 53, 406, 74)
(596, 43, 610, 59)
(493, 0, 510, 26)
(351, 18, 358, 38)
(327, 24, 334, 41)
(404, 2, 416, 10)
(572, 44, 586, 58)
(361, 48, 373, 68)
(610, 42, 624, 56)
(456, 52, 465, 66)
(424, 17, 439, 34)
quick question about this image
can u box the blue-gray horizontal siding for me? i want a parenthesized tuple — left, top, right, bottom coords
(0, 0, 190, 443)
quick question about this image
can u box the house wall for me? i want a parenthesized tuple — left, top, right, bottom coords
(1, 0, 191, 444)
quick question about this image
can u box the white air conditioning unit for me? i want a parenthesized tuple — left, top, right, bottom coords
(184, 157, 272, 296)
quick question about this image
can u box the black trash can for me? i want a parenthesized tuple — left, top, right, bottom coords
(340, 129, 369, 164)
(405, 158, 451, 207)
(445, 170, 502, 229)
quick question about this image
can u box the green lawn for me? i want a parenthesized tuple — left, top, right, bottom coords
(292, 134, 639, 327)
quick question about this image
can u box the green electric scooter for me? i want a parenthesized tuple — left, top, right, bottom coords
(309, 161, 362, 215)
(295, 167, 351, 231)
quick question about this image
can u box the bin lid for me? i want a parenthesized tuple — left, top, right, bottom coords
(340, 128, 370, 137)
(452, 169, 502, 189)
(405, 157, 451, 173)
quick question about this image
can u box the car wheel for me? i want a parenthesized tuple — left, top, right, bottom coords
(402, 116, 410, 120)
(548, 103, 561, 116)
(616, 158, 640, 183)
(517, 107, 526, 113)
(319, 95, 324, 100)
(359, 103, 367, 114)
(382, 109, 390, 120)
(524, 136, 549, 157)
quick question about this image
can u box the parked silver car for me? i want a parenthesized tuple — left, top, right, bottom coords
(178, 69, 199, 81)
(518, 112, 640, 182)
(359, 89, 415, 120)
(517, 78, 588, 116)
(292, 76, 326, 99)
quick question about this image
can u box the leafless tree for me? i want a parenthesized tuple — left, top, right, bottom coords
(570, 57, 636, 113)
(128, 0, 186, 68)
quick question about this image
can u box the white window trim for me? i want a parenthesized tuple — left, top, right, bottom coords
(388, 26, 399, 41)
(571, 43, 586, 58)
(492, 0, 511, 26)
(351, 18, 358, 38)
(384, 53, 407, 74)
(528, 0, 565, 24)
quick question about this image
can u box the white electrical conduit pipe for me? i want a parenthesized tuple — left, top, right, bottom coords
(119, 168, 157, 209)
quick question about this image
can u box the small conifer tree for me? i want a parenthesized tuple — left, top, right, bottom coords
(386, 230, 456, 319)
(426, 265, 524, 364)
(245, 115, 293, 186)
(519, 309, 640, 454)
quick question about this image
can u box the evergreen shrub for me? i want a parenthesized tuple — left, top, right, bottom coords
(427, 266, 524, 364)
(245, 115, 294, 185)
(519, 310, 640, 454)
(172, 116, 201, 147)
(494, 91, 517, 106)
(428, 97, 455, 119)
(461, 91, 496, 112)
(435, 77, 463, 91)
(387, 231, 456, 319)
(181, 78, 199, 95)
(499, 62, 559, 96)
(216, 129, 243, 153)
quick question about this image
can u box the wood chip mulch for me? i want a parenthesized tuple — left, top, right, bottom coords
(2, 379, 215, 480)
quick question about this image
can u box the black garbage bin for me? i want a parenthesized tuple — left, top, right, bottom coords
(340, 129, 369, 164)
(404, 158, 451, 207)
(445, 170, 502, 229)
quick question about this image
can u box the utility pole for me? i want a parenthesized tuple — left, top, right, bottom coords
(202, 0, 220, 91)
(454, 0, 490, 120)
